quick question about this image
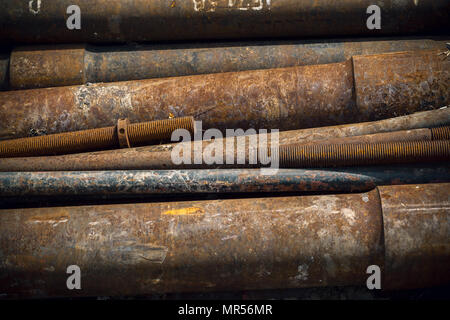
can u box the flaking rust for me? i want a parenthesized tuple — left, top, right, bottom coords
(3, 39, 448, 90)
(0, 183, 448, 297)
(0, 50, 448, 140)
(0, 186, 384, 297)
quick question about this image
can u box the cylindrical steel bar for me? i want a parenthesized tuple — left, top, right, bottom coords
(0, 169, 376, 197)
(0, 49, 448, 140)
(0, 0, 448, 44)
(0, 183, 448, 297)
(0, 117, 195, 157)
(0, 187, 384, 297)
(5, 39, 448, 90)
(1, 119, 448, 172)
(379, 184, 450, 289)
(0, 165, 448, 198)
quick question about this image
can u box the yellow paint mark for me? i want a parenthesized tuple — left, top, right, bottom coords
(163, 207, 205, 216)
(168, 112, 175, 118)
(28, 211, 69, 222)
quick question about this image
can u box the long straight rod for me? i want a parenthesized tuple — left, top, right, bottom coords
(1, 49, 448, 140)
(0, 183, 448, 297)
(0, 165, 447, 198)
(5, 39, 447, 90)
(1, 0, 448, 43)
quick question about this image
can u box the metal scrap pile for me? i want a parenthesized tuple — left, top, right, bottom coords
(0, 0, 449, 299)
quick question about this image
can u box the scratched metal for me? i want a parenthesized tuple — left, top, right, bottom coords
(379, 183, 450, 289)
(3, 39, 447, 90)
(0, 169, 377, 197)
(0, 165, 448, 199)
(353, 50, 450, 120)
(0, 50, 448, 141)
(0, 188, 384, 297)
(0, 0, 448, 43)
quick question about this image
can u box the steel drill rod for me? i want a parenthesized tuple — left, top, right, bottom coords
(4, 39, 448, 90)
(0, 183, 448, 297)
(0, 165, 447, 198)
(1, 49, 448, 140)
(1, 0, 448, 44)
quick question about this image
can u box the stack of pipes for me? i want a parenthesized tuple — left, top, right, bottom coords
(0, 0, 449, 299)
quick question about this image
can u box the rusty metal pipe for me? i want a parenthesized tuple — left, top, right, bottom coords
(0, 165, 448, 198)
(0, 49, 448, 140)
(0, 0, 448, 44)
(379, 184, 450, 289)
(1, 119, 449, 172)
(0, 117, 194, 157)
(5, 39, 449, 90)
(0, 183, 448, 297)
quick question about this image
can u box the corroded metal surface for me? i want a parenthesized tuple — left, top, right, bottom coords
(279, 140, 450, 168)
(379, 183, 450, 289)
(0, 169, 377, 197)
(0, 59, 354, 139)
(0, 117, 195, 157)
(0, 49, 448, 140)
(0, 0, 448, 44)
(1, 128, 447, 172)
(353, 50, 450, 120)
(1, 183, 448, 297)
(3, 39, 448, 90)
(0, 165, 448, 198)
(0, 188, 384, 297)
(10, 45, 86, 90)
(275, 108, 450, 146)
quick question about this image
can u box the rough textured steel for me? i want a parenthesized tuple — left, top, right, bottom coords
(1, 183, 448, 297)
(353, 50, 450, 120)
(2, 110, 449, 172)
(0, 188, 384, 297)
(0, 0, 448, 44)
(0, 169, 377, 197)
(0, 50, 448, 141)
(274, 108, 450, 146)
(0, 165, 448, 198)
(10, 44, 86, 89)
(379, 183, 450, 289)
(5, 39, 448, 90)
(0, 117, 195, 157)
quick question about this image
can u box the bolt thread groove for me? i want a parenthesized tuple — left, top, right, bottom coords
(279, 140, 449, 167)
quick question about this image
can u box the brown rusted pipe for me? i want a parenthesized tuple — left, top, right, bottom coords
(1, 124, 447, 171)
(0, 117, 194, 157)
(5, 39, 448, 90)
(0, 49, 448, 140)
(0, 0, 448, 44)
(379, 184, 450, 289)
(0, 183, 448, 297)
